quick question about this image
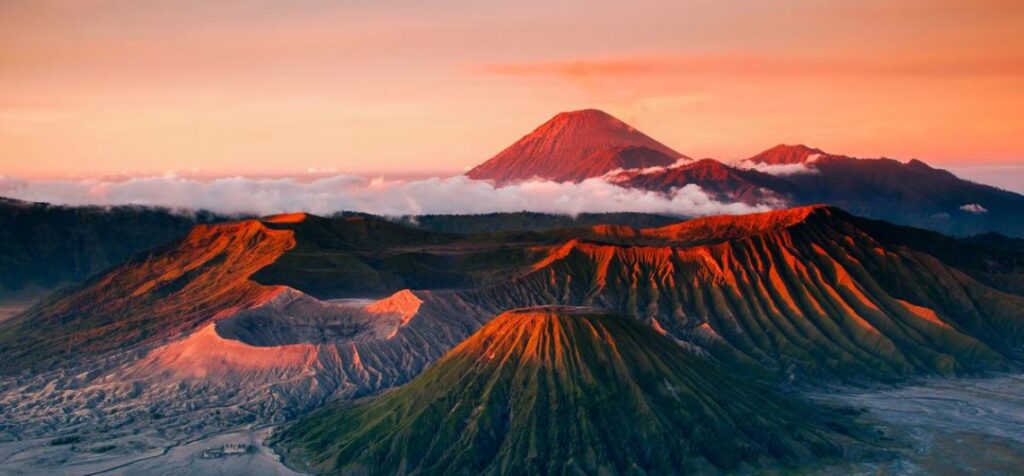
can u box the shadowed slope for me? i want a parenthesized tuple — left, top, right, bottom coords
(251, 214, 464, 298)
(0, 197, 224, 301)
(567, 145, 680, 179)
(613, 144, 1024, 237)
(275, 307, 847, 476)
(610, 158, 794, 205)
(780, 154, 1024, 236)
(842, 215, 1024, 297)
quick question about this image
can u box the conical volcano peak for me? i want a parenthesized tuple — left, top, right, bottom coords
(460, 307, 628, 364)
(537, 109, 646, 141)
(466, 109, 684, 184)
(553, 108, 618, 121)
(276, 305, 847, 475)
(749, 144, 827, 165)
(546, 108, 636, 132)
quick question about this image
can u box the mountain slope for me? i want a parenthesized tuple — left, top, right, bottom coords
(609, 158, 794, 205)
(466, 109, 683, 184)
(0, 213, 549, 374)
(274, 307, 846, 475)
(0, 219, 295, 373)
(460, 109, 1024, 237)
(778, 152, 1024, 236)
(609, 144, 1024, 237)
(747, 144, 826, 165)
(5, 206, 1024, 383)
(3, 206, 1024, 452)
(444, 206, 1024, 381)
(0, 197, 222, 302)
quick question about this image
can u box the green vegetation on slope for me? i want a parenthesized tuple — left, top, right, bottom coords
(275, 307, 850, 476)
(252, 214, 560, 298)
(468, 207, 1024, 382)
(0, 197, 224, 301)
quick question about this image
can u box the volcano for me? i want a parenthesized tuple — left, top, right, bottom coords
(5, 206, 1024, 383)
(274, 306, 845, 475)
(465, 109, 684, 184)
(460, 109, 1024, 236)
(4, 206, 1024, 456)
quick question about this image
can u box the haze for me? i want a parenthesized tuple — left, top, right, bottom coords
(2, 0, 1023, 179)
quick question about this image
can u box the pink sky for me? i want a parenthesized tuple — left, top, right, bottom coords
(1, 0, 1022, 179)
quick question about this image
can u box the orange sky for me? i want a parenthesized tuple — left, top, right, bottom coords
(1, 0, 1022, 179)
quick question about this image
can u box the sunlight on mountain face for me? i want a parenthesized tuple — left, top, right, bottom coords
(1, 2, 1023, 475)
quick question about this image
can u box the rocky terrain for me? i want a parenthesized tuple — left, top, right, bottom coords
(811, 374, 1024, 475)
(274, 307, 851, 475)
(1, 206, 1023, 474)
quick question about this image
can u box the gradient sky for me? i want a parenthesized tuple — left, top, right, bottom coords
(1, 0, 1022, 179)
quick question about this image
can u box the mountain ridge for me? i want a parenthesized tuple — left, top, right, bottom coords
(4, 205, 1024, 382)
(3, 205, 1024, 458)
(463, 109, 1024, 236)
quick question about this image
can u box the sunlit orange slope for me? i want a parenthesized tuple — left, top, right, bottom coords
(466, 109, 684, 184)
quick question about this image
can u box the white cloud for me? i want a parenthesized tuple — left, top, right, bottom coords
(602, 157, 695, 182)
(736, 160, 819, 176)
(959, 203, 989, 214)
(0, 174, 774, 218)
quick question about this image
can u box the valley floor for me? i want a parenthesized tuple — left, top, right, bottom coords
(1, 375, 1022, 475)
(0, 427, 300, 476)
(809, 374, 1024, 475)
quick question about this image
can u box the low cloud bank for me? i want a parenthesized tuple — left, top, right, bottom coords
(0, 174, 773, 217)
(737, 159, 819, 176)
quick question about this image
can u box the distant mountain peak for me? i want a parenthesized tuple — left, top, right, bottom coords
(749, 144, 827, 165)
(906, 158, 934, 170)
(466, 109, 684, 184)
(552, 108, 619, 121)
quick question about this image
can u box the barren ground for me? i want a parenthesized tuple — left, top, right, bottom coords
(809, 374, 1024, 475)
